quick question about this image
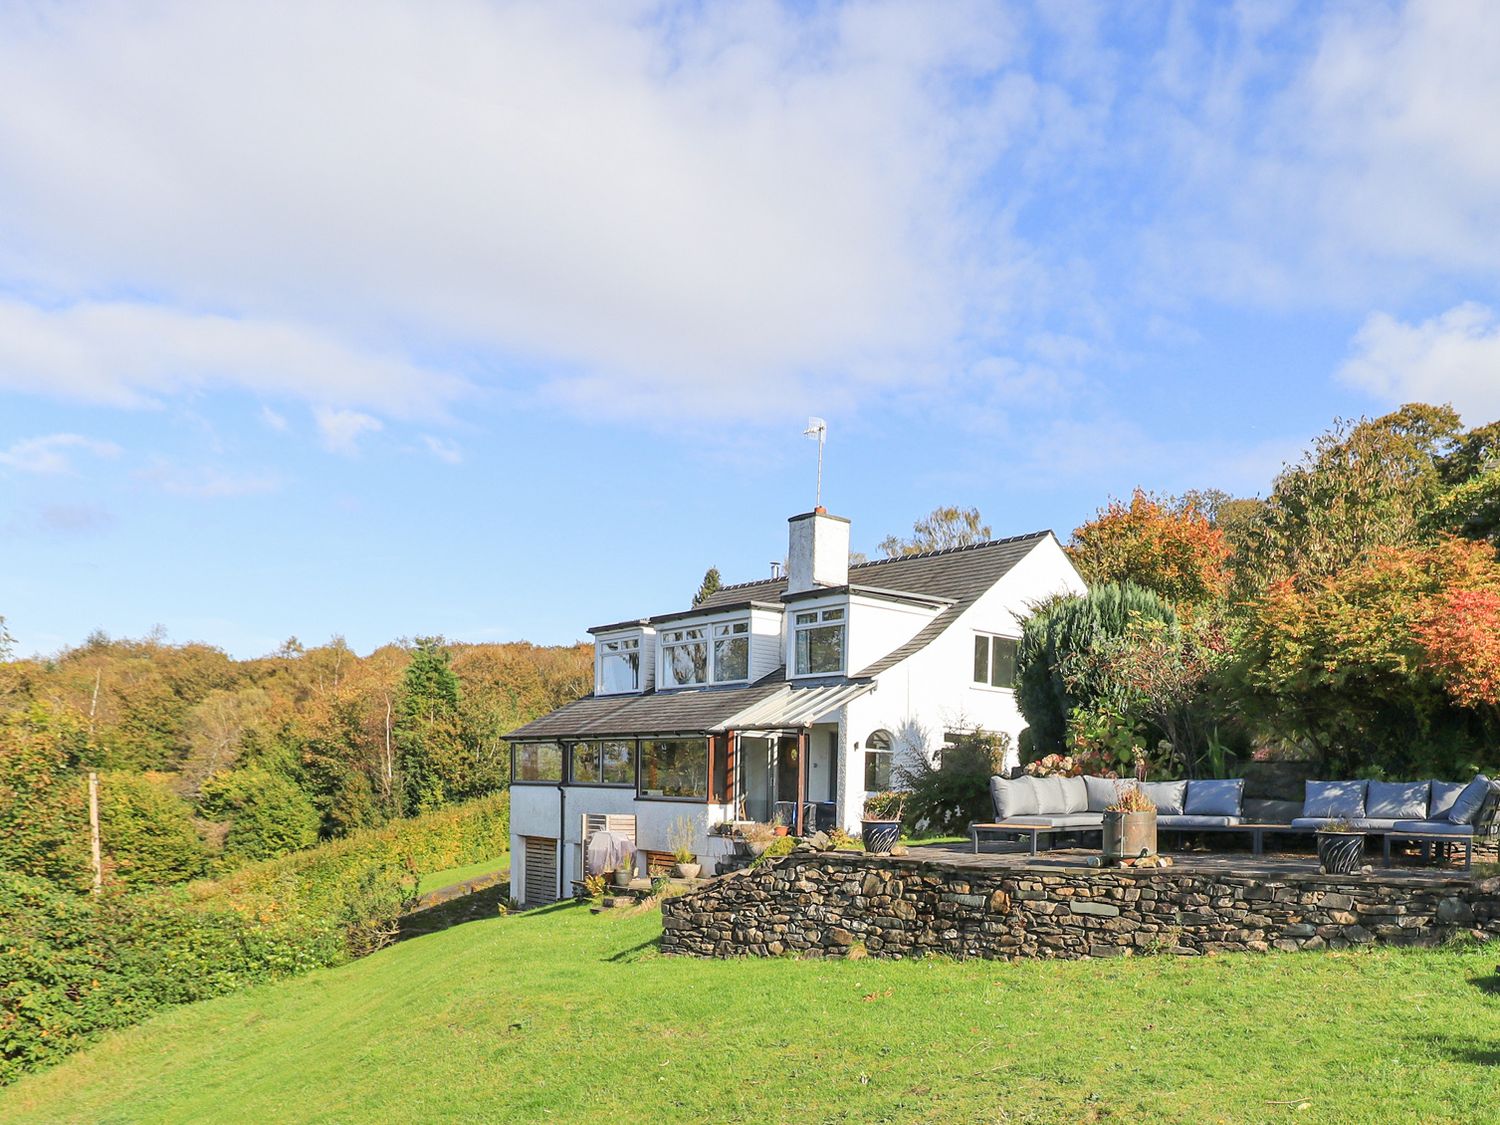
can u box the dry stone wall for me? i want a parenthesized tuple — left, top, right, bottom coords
(660, 852, 1500, 960)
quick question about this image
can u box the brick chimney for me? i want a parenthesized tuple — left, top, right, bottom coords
(786, 508, 850, 594)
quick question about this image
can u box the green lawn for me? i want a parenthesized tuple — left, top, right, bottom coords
(415, 853, 509, 895)
(3, 903, 1499, 1124)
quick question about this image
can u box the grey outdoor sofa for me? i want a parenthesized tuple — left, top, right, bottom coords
(979, 772, 1500, 866)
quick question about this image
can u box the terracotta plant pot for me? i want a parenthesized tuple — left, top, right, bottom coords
(673, 862, 702, 880)
(1102, 810, 1157, 863)
(862, 819, 901, 855)
(773, 826, 790, 838)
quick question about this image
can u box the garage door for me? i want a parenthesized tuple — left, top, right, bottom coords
(523, 836, 558, 905)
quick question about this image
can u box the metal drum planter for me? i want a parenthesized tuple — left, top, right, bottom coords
(1317, 830, 1364, 875)
(1102, 810, 1157, 863)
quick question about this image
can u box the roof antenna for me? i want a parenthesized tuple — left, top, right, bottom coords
(803, 417, 827, 509)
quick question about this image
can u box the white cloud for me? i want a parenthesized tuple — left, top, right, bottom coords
(0, 433, 121, 474)
(0, 0, 1043, 420)
(315, 408, 383, 456)
(1338, 303, 1500, 424)
(137, 459, 284, 498)
(0, 298, 466, 419)
(259, 406, 289, 432)
(421, 435, 462, 465)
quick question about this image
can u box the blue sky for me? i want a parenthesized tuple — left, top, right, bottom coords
(3, 0, 1500, 658)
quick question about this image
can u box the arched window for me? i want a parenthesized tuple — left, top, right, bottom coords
(864, 729, 893, 792)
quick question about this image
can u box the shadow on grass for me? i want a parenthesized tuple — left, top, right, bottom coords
(398, 884, 515, 941)
(605, 935, 662, 963)
(1467, 971, 1500, 996)
(1424, 1032, 1500, 1066)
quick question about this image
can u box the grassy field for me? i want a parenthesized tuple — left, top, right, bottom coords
(3, 901, 1499, 1124)
(416, 853, 510, 895)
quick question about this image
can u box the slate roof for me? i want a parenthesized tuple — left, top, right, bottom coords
(506, 531, 1055, 740)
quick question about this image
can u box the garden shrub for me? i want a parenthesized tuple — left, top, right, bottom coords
(200, 765, 322, 863)
(97, 770, 209, 886)
(899, 730, 1011, 835)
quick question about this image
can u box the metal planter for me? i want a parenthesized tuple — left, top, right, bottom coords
(1317, 830, 1364, 875)
(1102, 810, 1157, 862)
(862, 819, 901, 855)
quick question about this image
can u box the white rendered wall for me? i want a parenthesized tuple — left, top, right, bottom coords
(845, 594, 940, 675)
(509, 782, 736, 902)
(786, 511, 850, 594)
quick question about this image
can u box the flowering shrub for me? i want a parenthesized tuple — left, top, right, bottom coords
(1024, 751, 1119, 779)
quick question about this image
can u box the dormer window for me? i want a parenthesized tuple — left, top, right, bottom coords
(793, 606, 844, 676)
(660, 619, 750, 687)
(661, 627, 708, 687)
(597, 636, 641, 694)
(712, 621, 749, 682)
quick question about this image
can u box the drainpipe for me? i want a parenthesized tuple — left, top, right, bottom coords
(556, 782, 567, 902)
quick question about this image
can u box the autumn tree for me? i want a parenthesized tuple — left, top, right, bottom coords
(880, 506, 992, 558)
(1068, 490, 1232, 607)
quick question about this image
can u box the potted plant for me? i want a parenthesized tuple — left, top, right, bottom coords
(667, 816, 701, 879)
(1316, 817, 1364, 875)
(771, 812, 790, 838)
(1102, 783, 1157, 863)
(740, 821, 776, 857)
(610, 840, 637, 889)
(861, 791, 905, 855)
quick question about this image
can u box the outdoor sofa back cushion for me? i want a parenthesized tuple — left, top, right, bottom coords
(1061, 775, 1088, 813)
(1303, 780, 1367, 818)
(1141, 780, 1187, 815)
(1184, 778, 1244, 817)
(1031, 775, 1077, 815)
(1446, 774, 1493, 825)
(1428, 780, 1466, 819)
(991, 776, 1037, 820)
(1084, 775, 1123, 812)
(1365, 780, 1430, 819)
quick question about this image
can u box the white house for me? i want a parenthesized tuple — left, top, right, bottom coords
(504, 508, 1087, 904)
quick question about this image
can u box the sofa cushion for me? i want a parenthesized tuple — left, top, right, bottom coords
(1390, 819, 1474, 837)
(1242, 798, 1300, 824)
(1366, 780, 1430, 819)
(1303, 780, 1367, 818)
(1156, 814, 1241, 828)
(1446, 774, 1492, 825)
(1185, 778, 1244, 817)
(1060, 775, 1089, 814)
(1084, 775, 1123, 813)
(1428, 780, 1465, 820)
(990, 776, 1037, 820)
(1290, 817, 1369, 831)
(1141, 780, 1187, 816)
(1000, 814, 1104, 828)
(1030, 775, 1074, 816)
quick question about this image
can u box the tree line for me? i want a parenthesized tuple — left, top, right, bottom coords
(0, 633, 589, 891)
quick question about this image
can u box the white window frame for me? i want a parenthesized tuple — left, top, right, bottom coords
(972, 631, 1020, 691)
(863, 729, 893, 794)
(660, 626, 709, 688)
(710, 620, 750, 684)
(791, 605, 846, 678)
(595, 634, 641, 695)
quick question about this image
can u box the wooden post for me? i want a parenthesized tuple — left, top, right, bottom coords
(88, 771, 102, 893)
(795, 730, 809, 836)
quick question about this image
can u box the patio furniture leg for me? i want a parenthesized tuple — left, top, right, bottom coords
(971, 825, 979, 855)
(1030, 829, 1039, 857)
(1383, 833, 1392, 867)
(1252, 828, 1263, 856)
(1465, 840, 1471, 871)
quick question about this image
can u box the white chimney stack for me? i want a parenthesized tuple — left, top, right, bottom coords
(786, 508, 850, 594)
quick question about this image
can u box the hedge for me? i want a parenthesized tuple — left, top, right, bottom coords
(1, 791, 509, 1085)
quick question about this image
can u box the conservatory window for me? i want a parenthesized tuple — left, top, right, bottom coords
(598, 636, 641, 694)
(660, 627, 708, 687)
(793, 606, 844, 676)
(712, 620, 750, 683)
(973, 634, 1019, 689)
(638, 738, 709, 799)
(570, 740, 635, 786)
(511, 742, 563, 783)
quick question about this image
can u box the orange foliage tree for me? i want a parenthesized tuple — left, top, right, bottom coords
(1413, 588, 1500, 710)
(1068, 490, 1231, 607)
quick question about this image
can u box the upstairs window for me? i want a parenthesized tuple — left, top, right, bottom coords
(712, 621, 750, 682)
(793, 606, 845, 676)
(598, 637, 640, 694)
(973, 633, 1019, 689)
(660, 627, 708, 687)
